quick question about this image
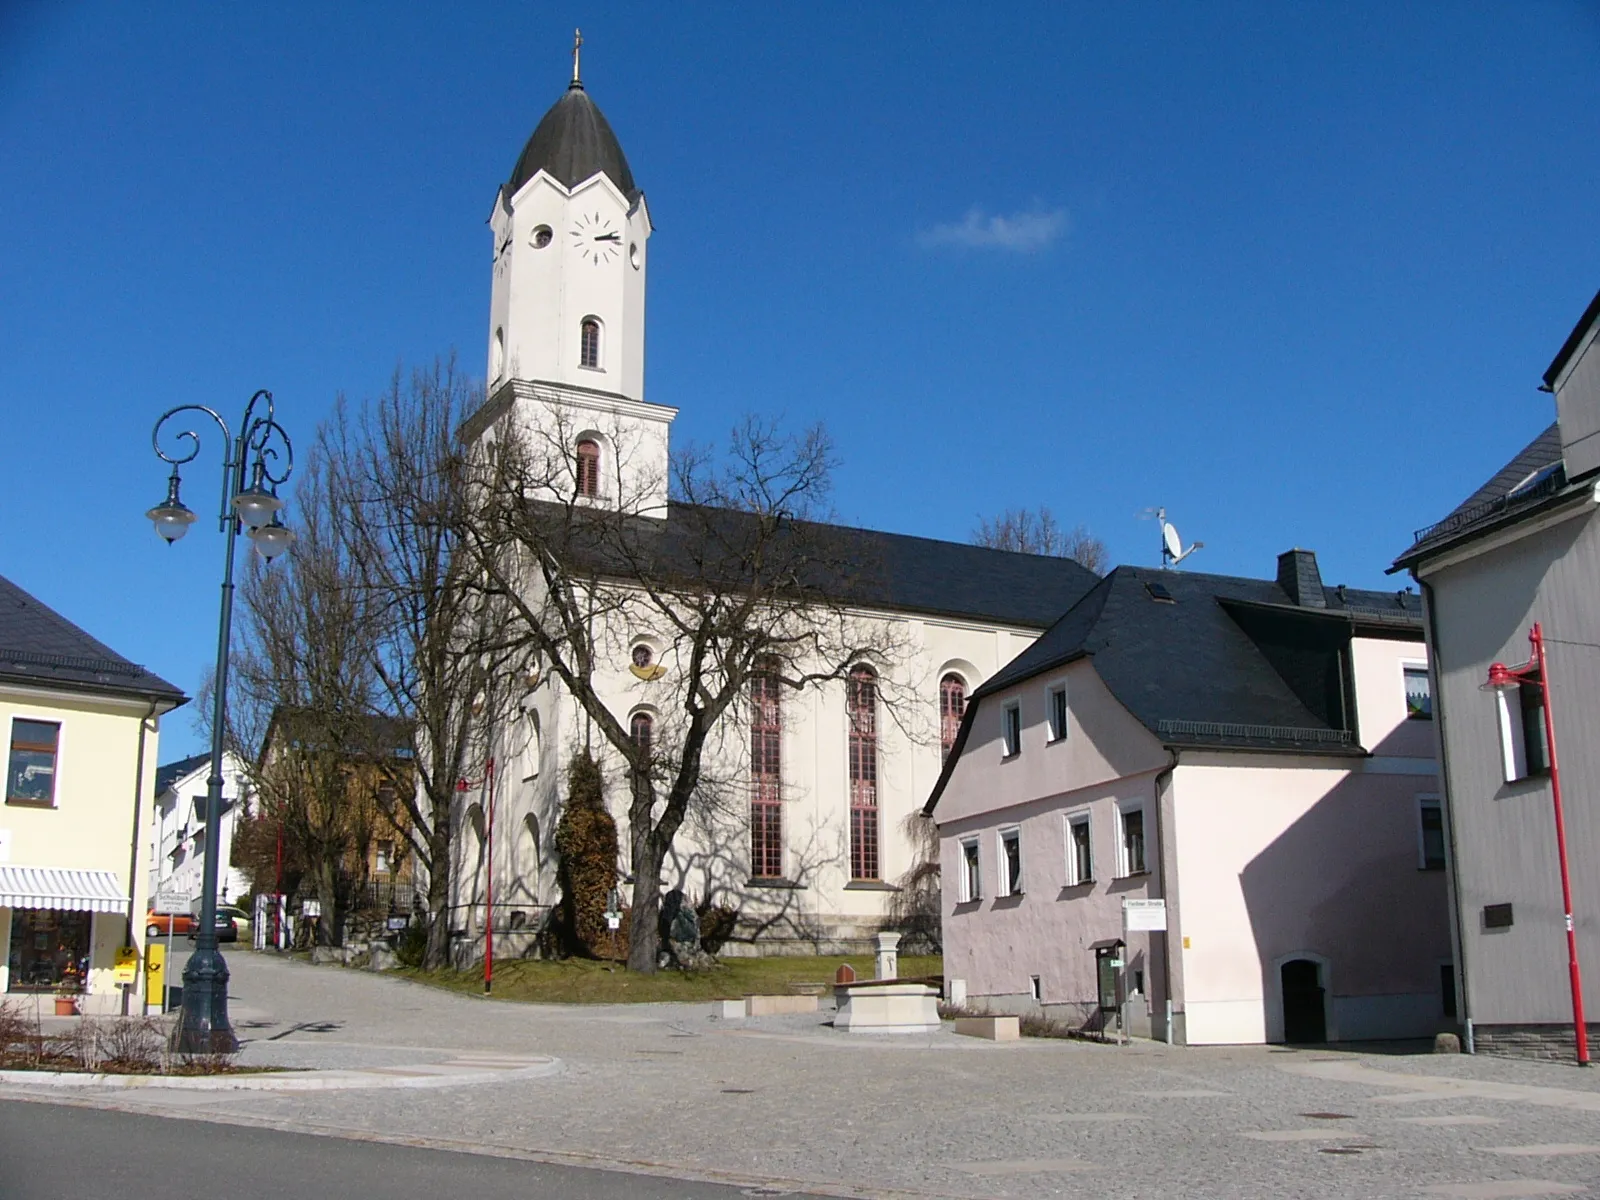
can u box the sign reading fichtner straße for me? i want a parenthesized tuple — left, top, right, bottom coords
(1122, 898, 1167, 932)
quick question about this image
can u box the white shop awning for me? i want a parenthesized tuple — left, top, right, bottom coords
(0, 866, 128, 913)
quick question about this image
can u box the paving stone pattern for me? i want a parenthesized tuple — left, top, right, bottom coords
(6, 952, 1600, 1199)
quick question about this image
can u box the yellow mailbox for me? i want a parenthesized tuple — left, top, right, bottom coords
(145, 943, 166, 1011)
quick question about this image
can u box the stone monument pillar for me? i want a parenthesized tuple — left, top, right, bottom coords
(875, 931, 901, 981)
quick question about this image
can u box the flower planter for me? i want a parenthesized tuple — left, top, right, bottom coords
(54, 996, 80, 1017)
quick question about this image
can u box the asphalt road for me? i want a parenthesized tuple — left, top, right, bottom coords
(0, 1100, 812, 1200)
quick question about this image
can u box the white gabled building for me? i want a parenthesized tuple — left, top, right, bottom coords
(149, 750, 252, 915)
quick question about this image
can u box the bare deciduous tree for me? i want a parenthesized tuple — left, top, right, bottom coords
(228, 451, 383, 944)
(321, 358, 525, 968)
(462, 403, 908, 972)
(972, 505, 1108, 573)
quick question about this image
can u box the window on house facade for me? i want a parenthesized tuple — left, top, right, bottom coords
(1066, 814, 1093, 885)
(1118, 805, 1147, 876)
(7, 718, 59, 806)
(1497, 681, 1550, 782)
(939, 673, 966, 762)
(998, 828, 1023, 896)
(1404, 665, 1432, 720)
(960, 837, 981, 902)
(375, 839, 394, 874)
(580, 318, 601, 369)
(575, 438, 600, 497)
(750, 659, 783, 879)
(1048, 685, 1068, 742)
(1002, 702, 1021, 758)
(1417, 795, 1446, 870)
(848, 664, 879, 880)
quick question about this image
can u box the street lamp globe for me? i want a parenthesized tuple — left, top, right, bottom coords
(232, 480, 282, 531)
(146, 473, 197, 544)
(247, 516, 295, 561)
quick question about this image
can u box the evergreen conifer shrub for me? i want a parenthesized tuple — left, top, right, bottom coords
(554, 751, 623, 958)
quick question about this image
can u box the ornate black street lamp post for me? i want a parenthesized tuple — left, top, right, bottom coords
(147, 389, 294, 1053)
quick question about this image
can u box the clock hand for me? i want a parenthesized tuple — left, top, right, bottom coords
(593, 232, 621, 242)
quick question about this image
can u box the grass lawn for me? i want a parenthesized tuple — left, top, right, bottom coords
(396, 953, 943, 1005)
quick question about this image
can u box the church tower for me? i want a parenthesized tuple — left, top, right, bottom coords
(481, 34, 673, 514)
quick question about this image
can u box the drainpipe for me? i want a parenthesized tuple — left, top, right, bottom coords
(1419, 577, 1473, 1053)
(1152, 750, 1180, 1045)
(123, 700, 159, 1016)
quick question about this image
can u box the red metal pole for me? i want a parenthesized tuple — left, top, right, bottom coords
(484, 757, 495, 995)
(1532, 622, 1589, 1066)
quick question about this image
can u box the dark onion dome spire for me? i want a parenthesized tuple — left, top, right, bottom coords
(506, 74, 638, 201)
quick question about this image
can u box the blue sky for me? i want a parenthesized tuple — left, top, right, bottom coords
(2, 3, 1596, 759)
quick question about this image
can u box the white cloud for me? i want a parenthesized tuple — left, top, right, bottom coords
(917, 206, 1068, 253)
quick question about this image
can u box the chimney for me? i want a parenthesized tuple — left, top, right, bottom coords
(1276, 548, 1326, 608)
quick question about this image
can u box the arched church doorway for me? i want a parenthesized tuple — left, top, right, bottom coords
(1281, 958, 1327, 1043)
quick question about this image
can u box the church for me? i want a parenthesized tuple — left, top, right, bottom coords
(450, 49, 1099, 957)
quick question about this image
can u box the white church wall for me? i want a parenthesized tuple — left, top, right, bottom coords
(453, 598, 1052, 957)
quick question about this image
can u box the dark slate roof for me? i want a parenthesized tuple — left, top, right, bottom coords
(1392, 423, 1573, 570)
(555, 502, 1103, 630)
(155, 752, 210, 795)
(0, 574, 186, 704)
(925, 562, 1424, 810)
(1545, 288, 1600, 388)
(507, 82, 638, 201)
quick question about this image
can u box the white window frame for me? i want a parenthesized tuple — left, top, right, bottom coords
(958, 836, 982, 903)
(1047, 683, 1068, 743)
(1401, 659, 1432, 721)
(1001, 702, 1021, 759)
(1415, 793, 1445, 870)
(1064, 811, 1094, 886)
(997, 826, 1023, 897)
(1116, 800, 1148, 878)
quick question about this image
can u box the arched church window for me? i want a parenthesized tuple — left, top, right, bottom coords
(847, 664, 879, 881)
(630, 711, 653, 758)
(492, 327, 505, 382)
(580, 318, 601, 369)
(575, 439, 600, 498)
(750, 658, 783, 879)
(940, 673, 966, 762)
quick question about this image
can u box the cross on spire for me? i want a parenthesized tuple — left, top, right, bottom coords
(571, 28, 583, 86)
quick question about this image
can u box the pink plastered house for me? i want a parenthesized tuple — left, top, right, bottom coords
(926, 550, 1452, 1045)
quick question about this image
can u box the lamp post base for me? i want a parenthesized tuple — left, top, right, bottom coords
(174, 945, 238, 1054)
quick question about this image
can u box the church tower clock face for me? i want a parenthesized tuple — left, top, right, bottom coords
(570, 211, 621, 264)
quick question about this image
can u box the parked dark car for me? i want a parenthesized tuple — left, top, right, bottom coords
(186, 910, 238, 943)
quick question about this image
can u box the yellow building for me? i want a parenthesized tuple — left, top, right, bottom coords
(0, 574, 186, 1014)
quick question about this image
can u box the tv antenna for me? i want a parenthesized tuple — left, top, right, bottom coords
(1139, 506, 1204, 569)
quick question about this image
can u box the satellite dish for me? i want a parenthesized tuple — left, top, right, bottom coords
(1161, 522, 1182, 562)
(1154, 507, 1205, 568)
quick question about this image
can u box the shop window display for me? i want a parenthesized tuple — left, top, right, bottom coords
(6, 909, 89, 992)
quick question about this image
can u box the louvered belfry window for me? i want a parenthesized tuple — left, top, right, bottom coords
(750, 659, 783, 879)
(848, 665, 879, 880)
(575, 439, 600, 497)
(939, 673, 966, 762)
